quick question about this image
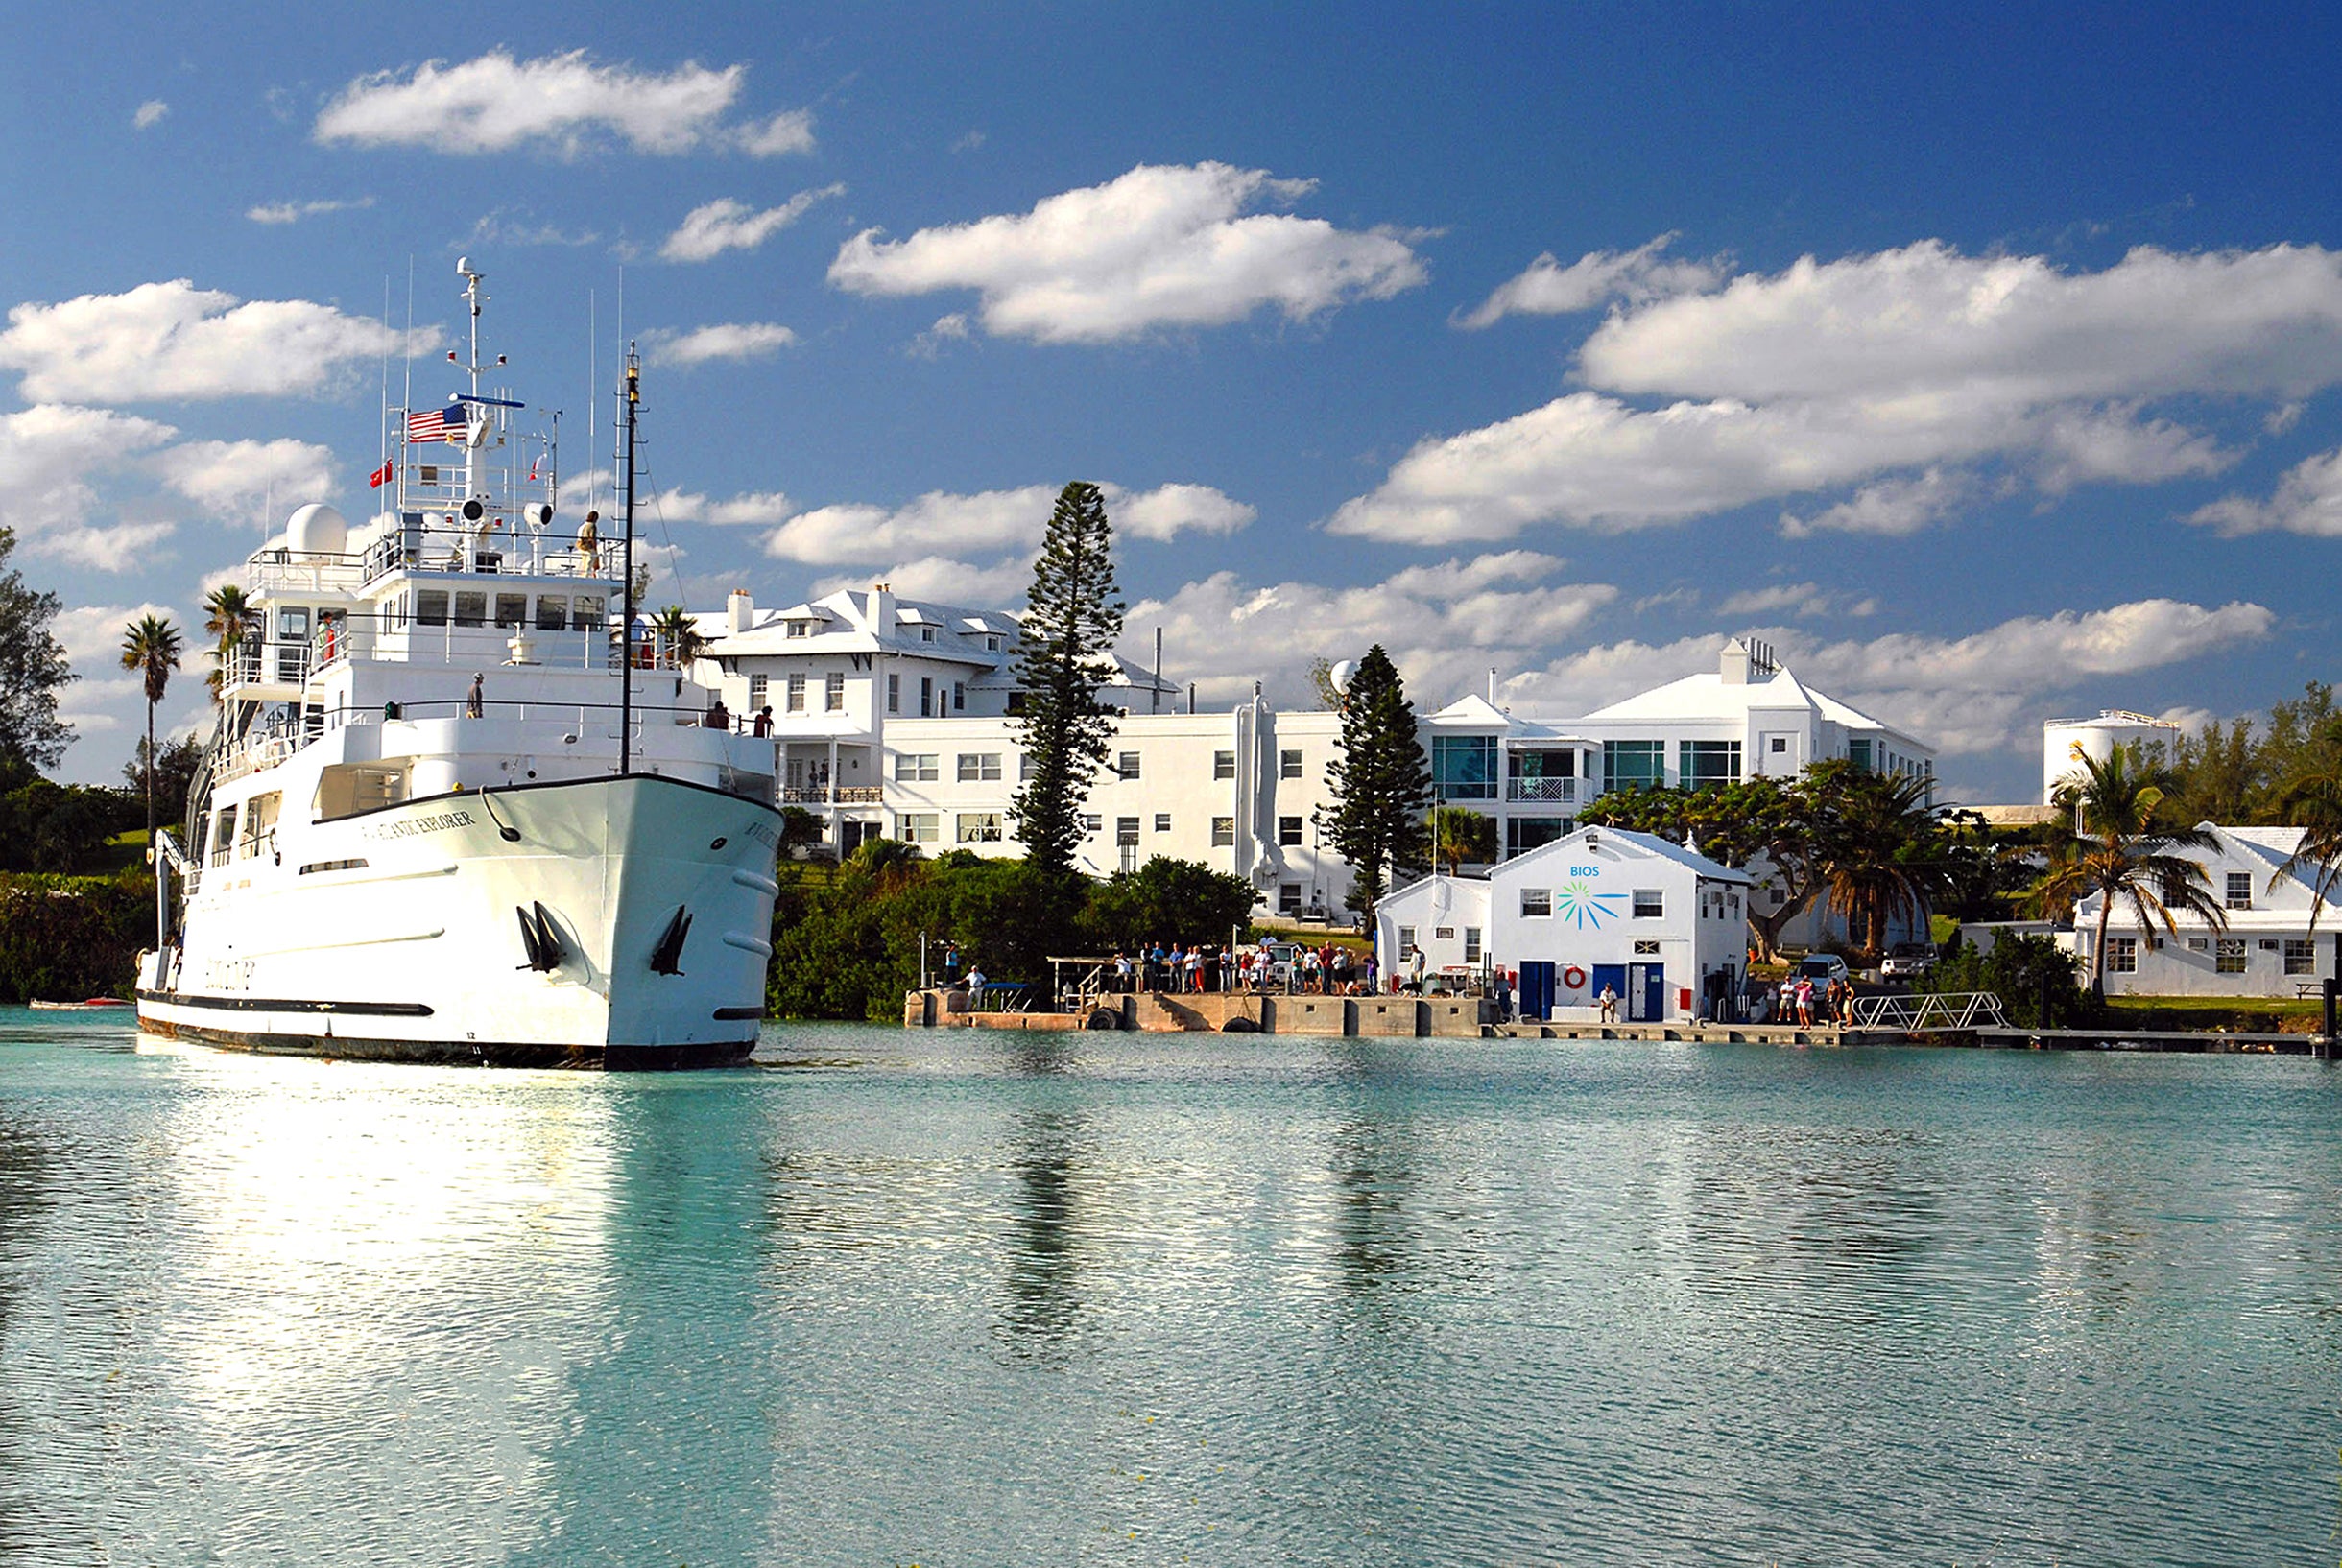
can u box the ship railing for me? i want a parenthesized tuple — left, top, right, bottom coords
(245, 529, 619, 597)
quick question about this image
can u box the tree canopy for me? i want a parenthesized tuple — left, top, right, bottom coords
(1324, 645, 1427, 923)
(1009, 482, 1125, 877)
(0, 528, 74, 772)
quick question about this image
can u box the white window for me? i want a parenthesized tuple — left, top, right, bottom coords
(1279, 816, 1303, 846)
(1153, 813, 1171, 833)
(786, 674, 806, 712)
(1213, 749, 1235, 780)
(896, 812, 939, 844)
(2216, 938, 2247, 974)
(1633, 889, 1663, 918)
(824, 672, 845, 712)
(1280, 748, 1302, 779)
(2226, 872, 2253, 910)
(1279, 883, 1302, 914)
(956, 812, 1002, 843)
(747, 674, 768, 710)
(1520, 888, 1552, 917)
(2187, 937, 2210, 952)
(957, 752, 1001, 782)
(920, 626, 937, 643)
(886, 673, 899, 714)
(984, 634, 1003, 653)
(920, 677, 933, 717)
(2285, 938, 2317, 976)
(1117, 750, 1141, 780)
(895, 752, 939, 783)
(1211, 817, 1235, 846)
(1770, 736, 1788, 753)
(1019, 753, 1036, 781)
(1463, 927, 1482, 963)
(2108, 937, 2138, 973)
(786, 620, 813, 639)
(1398, 925, 1416, 953)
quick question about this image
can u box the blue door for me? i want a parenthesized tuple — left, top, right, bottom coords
(1518, 961, 1556, 1021)
(1628, 962, 1664, 1022)
(1590, 963, 1626, 1015)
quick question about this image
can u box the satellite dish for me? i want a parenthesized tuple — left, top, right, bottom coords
(456, 255, 470, 273)
(1328, 659, 1357, 693)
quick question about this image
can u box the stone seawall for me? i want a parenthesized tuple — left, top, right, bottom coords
(906, 989, 1491, 1037)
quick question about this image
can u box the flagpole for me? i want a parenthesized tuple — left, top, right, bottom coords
(620, 344, 639, 777)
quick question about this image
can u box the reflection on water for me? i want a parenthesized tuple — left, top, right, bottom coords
(0, 1018, 2337, 1565)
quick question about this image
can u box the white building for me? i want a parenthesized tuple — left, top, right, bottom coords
(2043, 710, 2185, 804)
(1375, 826, 1753, 1022)
(686, 590, 1940, 926)
(2075, 824, 2340, 997)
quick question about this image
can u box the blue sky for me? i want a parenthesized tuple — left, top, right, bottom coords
(6, 2, 2342, 801)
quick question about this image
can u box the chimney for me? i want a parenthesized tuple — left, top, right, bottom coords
(1719, 637, 1753, 685)
(870, 582, 896, 638)
(727, 587, 753, 635)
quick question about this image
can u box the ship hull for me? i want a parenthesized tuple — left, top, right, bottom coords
(136, 773, 782, 1069)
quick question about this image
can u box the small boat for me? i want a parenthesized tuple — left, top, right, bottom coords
(30, 998, 133, 1010)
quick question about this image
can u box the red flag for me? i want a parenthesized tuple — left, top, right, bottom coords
(368, 460, 394, 489)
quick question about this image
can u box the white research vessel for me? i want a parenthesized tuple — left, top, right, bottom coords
(135, 262, 782, 1067)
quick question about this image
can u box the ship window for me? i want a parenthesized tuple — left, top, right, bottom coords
(415, 590, 449, 627)
(535, 594, 567, 631)
(572, 596, 604, 630)
(495, 593, 528, 629)
(385, 592, 408, 631)
(314, 763, 411, 821)
(277, 606, 309, 640)
(453, 591, 486, 628)
(299, 858, 370, 875)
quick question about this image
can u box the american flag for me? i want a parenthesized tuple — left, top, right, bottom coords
(405, 404, 466, 443)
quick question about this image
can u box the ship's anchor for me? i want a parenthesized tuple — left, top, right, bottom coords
(649, 905, 692, 976)
(515, 902, 564, 971)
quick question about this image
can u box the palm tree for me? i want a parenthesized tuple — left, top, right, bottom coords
(121, 615, 183, 845)
(650, 606, 705, 669)
(1819, 770, 1947, 964)
(2268, 772, 2342, 930)
(1426, 805, 1495, 876)
(202, 583, 259, 702)
(2034, 747, 2225, 993)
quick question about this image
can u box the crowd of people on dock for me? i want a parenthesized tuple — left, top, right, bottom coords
(1106, 940, 1383, 996)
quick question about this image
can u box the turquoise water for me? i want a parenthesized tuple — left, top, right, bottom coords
(1, 1016, 2337, 1565)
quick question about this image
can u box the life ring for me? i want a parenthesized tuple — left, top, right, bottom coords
(1562, 965, 1587, 990)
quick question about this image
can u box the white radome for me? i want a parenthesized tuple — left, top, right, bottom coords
(1329, 659, 1357, 693)
(284, 502, 348, 556)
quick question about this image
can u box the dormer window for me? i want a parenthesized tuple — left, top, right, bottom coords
(920, 626, 937, 643)
(786, 621, 813, 639)
(985, 634, 1002, 653)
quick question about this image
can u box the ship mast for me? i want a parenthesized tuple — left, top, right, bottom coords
(620, 345, 639, 776)
(458, 260, 487, 504)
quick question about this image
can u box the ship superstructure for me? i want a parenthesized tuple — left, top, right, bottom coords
(135, 262, 782, 1066)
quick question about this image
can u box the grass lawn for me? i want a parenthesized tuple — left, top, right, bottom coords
(2102, 992, 2325, 1021)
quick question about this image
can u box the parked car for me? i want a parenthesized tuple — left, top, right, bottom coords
(1794, 953, 1852, 986)
(1879, 942, 1937, 980)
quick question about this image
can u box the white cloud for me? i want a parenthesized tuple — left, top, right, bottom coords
(660, 184, 845, 262)
(828, 162, 1427, 343)
(642, 322, 799, 366)
(464, 208, 602, 248)
(909, 312, 970, 358)
(733, 108, 815, 157)
(132, 100, 168, 131)
(246, 196, 375, 225)
(1457, 234, 1726, 328)
(0, 404, 181, 570)
(651, 488, 795, 527)
(152, 439, 337, 522)
(1780, 467, 1971, 538)
(1506, 597, 2277, 756)
(1715, 582, 1833, 618)
(314, 51, 800, 158)
(0, 280, 427, 402)
(2188, 443, 2342, 535)
(54, 604, 181, 671)
(813, 556, 1036, 606)
(1131, 553, 1617, 708)
(763, 482, 1255, 565)
(1339, 240, 2342, 544)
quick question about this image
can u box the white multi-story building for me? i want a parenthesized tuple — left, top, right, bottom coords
(689, 591, 1940, 921)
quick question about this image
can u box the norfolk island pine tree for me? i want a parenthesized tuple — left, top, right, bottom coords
(1009, 482, 1126, 880)
(1326, 645, 1429, 926)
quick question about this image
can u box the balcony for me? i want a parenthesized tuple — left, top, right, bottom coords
(1507, 776, 1578, 803)
(780, 785, 884, 805)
